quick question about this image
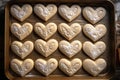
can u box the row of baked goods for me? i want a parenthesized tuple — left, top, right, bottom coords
(11, 40, 106, 59)
(11, 22, 107, 41)
(10, 4, 106, 23)
(11, 58, 107, 77)
(9, 3, 107, 77)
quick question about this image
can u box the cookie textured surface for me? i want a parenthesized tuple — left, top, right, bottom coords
(83, 41, 106, 60)
(11, 23, 33, 40)
(83, 7, 106, 24)
(35, 39, 58, 57)
(11, 41, 34, 59)
(83, 24, 107, 42)
(34, 4, 57, 21)
(34, 23, 57, 40)
(58, 23, 81, 40)
(10, 4, 32, 22)
(59, 5, 81, 22)
(11, 59, 34, 76)
(83, 58, 107, 76)
(35, 58, 58, 76)
(59, 58, 82, 76)
(59, 40, 82, 58)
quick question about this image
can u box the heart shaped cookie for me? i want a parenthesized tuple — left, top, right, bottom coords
(35, 39, 58, 57)
(83, 24, 107, 42)
(58, 23, 81, 40)
(11, 41, 34, 59)
(34, 4, 57, 21)
(11, 59, 34, 76)
(59, 58, 82, 76)
(83, 7, 106, 24)
(35, 58, 58, 76)
(83, 41, 106, 60)
(10, 4, 32, 22)
(11, 23, 33, 40)
(59, 5, 81, 22)
(59, 40, 82, 58)
(83, 58, 107, 76)
(34, 23, 57, 40)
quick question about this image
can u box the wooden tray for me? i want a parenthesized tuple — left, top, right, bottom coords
(5, 0, 115, 80)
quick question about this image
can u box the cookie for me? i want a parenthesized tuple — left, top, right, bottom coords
(59, 58, 82, 76)
(35, 39, 58, 57)
(34, 23, 57, 40)
(10, 4, 32, 22)
(11, 59, 34, 76)
(83, 7, 106, 24)
(35, 58, 58, 76)
(83, 41, 106, 60)
(59, 40, 82, 58)
(83, 58, 107, 76)
(34, 4, 57, 21)
(83, 24, 107, 42)
(58, 23, 81, 40)
(59, 5, 81, 22)
(11, 41, 34, 59)
(11, 23, 33, 40)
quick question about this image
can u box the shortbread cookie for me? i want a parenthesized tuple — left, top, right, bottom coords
(11, 41, 34, 59)
(11, 4, 32, 22)
(83, 41, 106, 60)
(58, 23, 81, 40)
(59, 5, 81, 22)
(83, 7, 106, 24)
(35, 58, 58, 76)
(83, 58, 107, 76)
(34, 4, 57, 21)
(34, 23, 57, 40)
(59, 58, 82, 76)
(59, 40, 82, 58)
(35, 39, 58, 57)
(11, 23, 33, 40)
(11, 59, 34, 76)
(83, 24, 107, 42)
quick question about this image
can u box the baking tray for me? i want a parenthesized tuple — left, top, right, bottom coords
(5, 0, 115, 80)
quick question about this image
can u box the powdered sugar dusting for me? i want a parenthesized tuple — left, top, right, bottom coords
(37, 24, 54, 37)
(61, 27, 75, 38)
(89, 46, 101, 59)
(38, 7, 51, 17)
(13, 8, 26, 18)
(11, 62, 32, 76)
(86, 10, 99, 22)
(12, 25, 30, 37)
(61, 8, 76, 19)
(61, 44, 76, 55)
(85, 27, 98, 40)
(37, 61, 55, 75)
(60, 62, 78, 74)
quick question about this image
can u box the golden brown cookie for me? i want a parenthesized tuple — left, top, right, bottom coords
(59, 5, 81, 22)
(35, 58, 58, 76)
(11, 23, 33, 40)
(34, 23, 57, 40)
(59, 58, 82, 76)
(83, 24, 107, 42)
(11, 59, 34, 76)
(58, 23, 81, 40)
(83, 58, 107, 76)
(34, 4, 57, 21)
(83, 7, 106, 24)
(59, 40, 82, 58)
(11, 41, 34, 59)
(35, 39, 58, 57)
(10, 4, 32, 22)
